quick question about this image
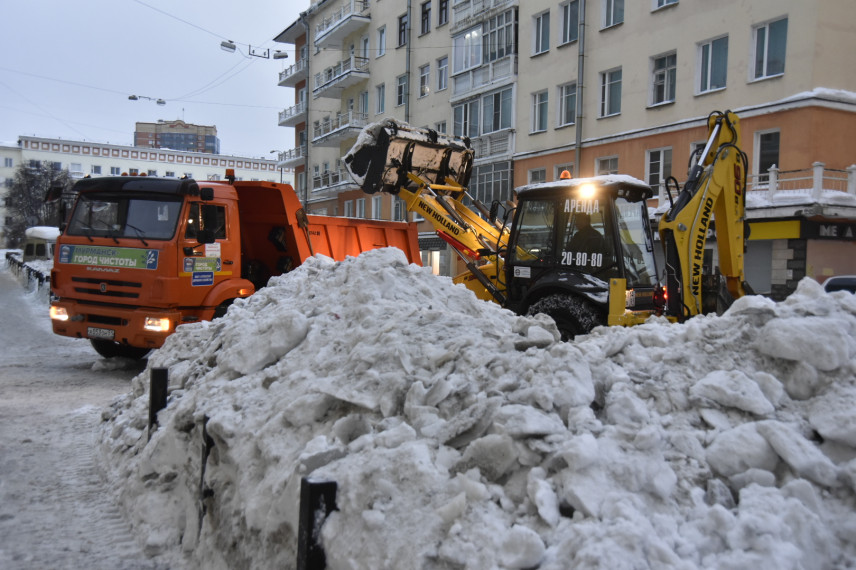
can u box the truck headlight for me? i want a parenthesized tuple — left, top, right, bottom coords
(50, 306, 69, 321)
(144, 317, 171, 332)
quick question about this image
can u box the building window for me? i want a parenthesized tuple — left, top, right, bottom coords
(600, 68, 622, 117)
(486, 10, 515, 62)
(344, 200, 354, 217)
(561, 0, 579, 45)
(359, 91, 369, 115)
(559, 83, 577, 126)
(534, 11, 550, 55)
(129, 168, 139, 175)
(356, 198, 366, 218)
(166, 170, 176, 177)
(3, 157, 12, 168)
(396, 75, 407, 106)
(435, 121, 447, 134)
(398, 14, 408, 46)
(651, 52, 677, 105)
(372, 195, 383, 219)
(437, 56, 448, 91)
(753, 17, 788, 79)
(603, 0, 624, 28)
(482, 87, 512, 133)
(756, 130, 780, 182)
(377, 26, 386, 57)
(698, 36, 728, 93)
(419, 65, 430, 97)
(376, 84, 386, 114)
(394, 197, 406, 221)
(91, 165, 101, 174)
(647, 148, 672, 193)
(654, 0, 677, 9)
(529, 168, 546, 183)
(453, 100, 479, 138)
(452, 26, 482, 73)
(110, 166, 121, 175)
(438, 0, 449, 26)
(421, 2, 431, 35)
(532, 91, 549, 133)
(148, 169, 157, 177)
(597, 156, 619, 175)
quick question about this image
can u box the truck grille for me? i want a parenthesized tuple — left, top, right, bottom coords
(72, 277, 142, 299)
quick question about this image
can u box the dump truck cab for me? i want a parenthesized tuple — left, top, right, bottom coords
(503, 175, 663, 336)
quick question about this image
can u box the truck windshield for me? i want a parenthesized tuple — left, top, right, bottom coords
(614, 198, 658, 287)
(66, 193, 183, 241)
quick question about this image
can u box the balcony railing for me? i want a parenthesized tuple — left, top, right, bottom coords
(278, 57, 308, 87)
(313, 110, 369, 146)
(278, 101, 307, 127)
(451, 55, 516, 99)
(315, 0, 371, 47)
(313, 55, 370, 96)
(313, 167, 354, 191)
(452, 0, 514, 31)
(471, 130, 513, 160)
(277, 145, 307, 168)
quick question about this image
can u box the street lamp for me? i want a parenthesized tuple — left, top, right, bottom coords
(219, 40, 287, 60)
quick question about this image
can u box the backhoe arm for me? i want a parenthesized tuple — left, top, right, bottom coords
(658, 110, 749, 320)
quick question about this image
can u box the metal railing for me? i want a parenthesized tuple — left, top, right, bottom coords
(278, 101, 307, 125)
(312, 110, 369, 142)
(278, 57, 308, 85)
(313, 55, 370, 94)
(277, 145, 307, 164)
(315, 0, 371, 41)
(312, 167, 353, 191)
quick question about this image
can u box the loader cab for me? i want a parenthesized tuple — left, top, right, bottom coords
(504, 176, 661, 331)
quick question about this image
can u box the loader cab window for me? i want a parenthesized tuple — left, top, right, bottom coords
(510, 199, 556, 262)
(185, 202, 226, 240)
(614, 198, 658, 287)
(558, 201, 616, 275)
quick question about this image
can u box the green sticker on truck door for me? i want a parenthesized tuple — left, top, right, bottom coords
(58, 245, 158, 269)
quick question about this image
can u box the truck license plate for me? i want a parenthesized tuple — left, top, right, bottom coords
(87, 327, 115, 340)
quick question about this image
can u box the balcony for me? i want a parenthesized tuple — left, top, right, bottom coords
(312, 167, 356, 194)
(278, 101, 307, 128)
(315, 0, 371, 49)
(313, 55, 370, 98)
(312, 110, 369, 147)
(451, 55, 516, 101)
(471, 130, 513, 161)
(452, 0, 515, 33)
(276, 145, 307, 169)
(278, 57, 308, 88)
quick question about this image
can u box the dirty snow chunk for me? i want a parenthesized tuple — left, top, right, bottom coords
(493, 404, 566, 437)
(216, 310, 309, 375)
(527, 468, 560, 527)
(690, 370, 775, 415)
(706, 423, 779, 478)
(808, 385, 856, 448)
(514, 325, 557, 351)
(755, 316, 851, 372)
(500, 525, 546, 569)
(756, 420, 840, 488)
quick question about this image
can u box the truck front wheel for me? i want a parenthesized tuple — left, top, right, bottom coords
(527, 294, 603, 341)
(90, 339, 151, 360)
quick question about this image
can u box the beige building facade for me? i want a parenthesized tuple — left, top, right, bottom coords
(275, 0, 856, 297)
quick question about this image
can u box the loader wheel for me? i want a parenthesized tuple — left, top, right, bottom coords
(90, 339, 151, 360)
(527, 294, 603, 342)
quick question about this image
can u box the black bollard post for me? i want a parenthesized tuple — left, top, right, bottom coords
(147, 367, 169, 441)
(296, 478, 338, 570)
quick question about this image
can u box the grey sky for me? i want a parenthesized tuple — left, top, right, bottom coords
(0, 0, 306, 159)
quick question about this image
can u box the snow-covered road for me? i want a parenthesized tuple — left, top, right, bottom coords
(0, 269, 172, 569)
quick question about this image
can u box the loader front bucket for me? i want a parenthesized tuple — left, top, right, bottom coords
(344, 119, 474, 194)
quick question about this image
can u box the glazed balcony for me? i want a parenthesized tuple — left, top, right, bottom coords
(312, 110, 369, 147)
(451, 54, 516, 101)
(313, 55, 370, 98)
(451, 0, 515, 33)
(278, 101, 307, 128)
(315, 0, 371, 49)
(278, 57, 308, 88)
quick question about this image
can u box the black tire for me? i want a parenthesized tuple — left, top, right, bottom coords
(213, 299, 234, 320)
(527, 294, 603, 341)
(90, 339, 151, 360)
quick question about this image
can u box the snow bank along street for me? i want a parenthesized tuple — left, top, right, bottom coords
(99, 248, 856, 569)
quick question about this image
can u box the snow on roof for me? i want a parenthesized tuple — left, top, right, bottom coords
(24, 226, 60, 240)
(100, 248, 856, 569)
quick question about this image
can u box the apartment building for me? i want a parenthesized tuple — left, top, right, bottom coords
(276, 0, 856, 297)
(134, 120, 220, 154)
(0, 137, 292, 246)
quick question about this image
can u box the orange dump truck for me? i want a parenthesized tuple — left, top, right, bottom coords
(49, 173, 420, 358)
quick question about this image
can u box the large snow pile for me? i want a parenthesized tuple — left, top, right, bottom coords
(100, 248, 856, 569)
